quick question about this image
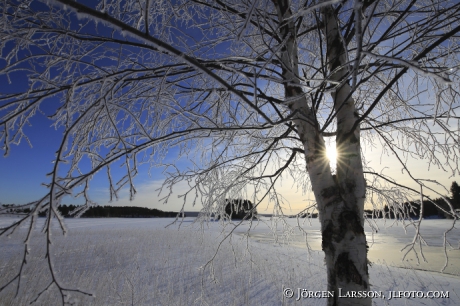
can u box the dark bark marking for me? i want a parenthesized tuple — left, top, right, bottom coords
(349, 134, 359, 143)
(338, 210, 364, 237)
(322, 221, 335, 254)
(344, 180, 356, 193)
(328, 210, 365, 245)
(337, 130, 359, 145)
(321, 186, 340, 198)
(335, 252, 368, 288)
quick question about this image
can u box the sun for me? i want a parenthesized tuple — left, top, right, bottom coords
(326, 145, 337, 162)
(325, 142, 337, 171)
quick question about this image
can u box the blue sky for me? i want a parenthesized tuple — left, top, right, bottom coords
(1, 1, 458, 214)
(0, 105, 194, 210)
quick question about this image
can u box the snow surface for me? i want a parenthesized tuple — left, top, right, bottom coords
(0, 217, 459, 305)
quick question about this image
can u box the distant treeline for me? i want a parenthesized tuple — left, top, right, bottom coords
(297, 198, 458, 219)
(58, 205, 181, 218)
(371, 181, 460, 219)
(367, 197, 459, 219)
(297, 181, 460, 219)
(2, 204, 181, 218)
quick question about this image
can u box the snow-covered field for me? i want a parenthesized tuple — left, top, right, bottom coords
(0, 217, 459, 305)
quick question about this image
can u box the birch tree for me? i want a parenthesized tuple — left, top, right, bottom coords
(1, 0, 460, 304)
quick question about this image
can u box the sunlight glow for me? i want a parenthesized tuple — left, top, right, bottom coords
(326, 145, 337, 162)
(325, 142, 337, 172)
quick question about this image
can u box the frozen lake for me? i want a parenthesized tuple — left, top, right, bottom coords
(2, 216, 458, 275)
(1, 217, 459, 305)
(234, 218, 460, 276)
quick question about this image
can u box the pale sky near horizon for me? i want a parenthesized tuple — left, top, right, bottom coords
(0, 113, 457, 214)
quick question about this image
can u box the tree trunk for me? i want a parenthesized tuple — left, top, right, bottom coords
(272, 1, 370, 304)
(317, 5, 370, 305)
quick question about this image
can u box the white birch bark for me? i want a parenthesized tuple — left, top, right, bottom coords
(319, 5, 370, 305)
(272, 1, 370, 304)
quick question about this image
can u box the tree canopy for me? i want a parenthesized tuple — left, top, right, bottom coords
(223, 199, 257, 220)
(450, 181, 460, 209)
